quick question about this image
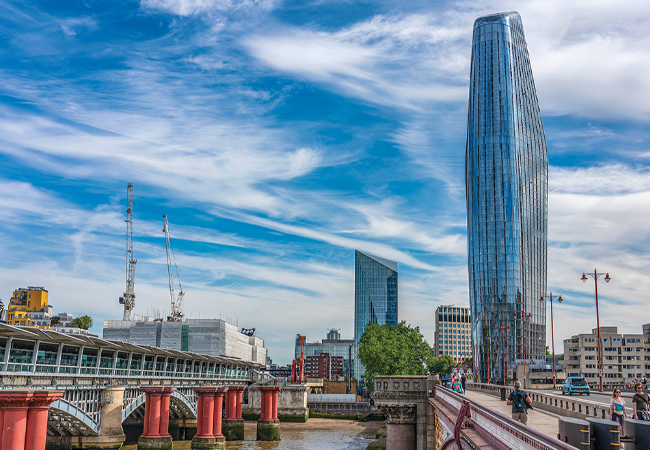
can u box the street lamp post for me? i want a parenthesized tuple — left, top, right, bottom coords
(513, 311, 532, 388)
(495, 324, 510, 385)
(581, 269, 611, 393)
(540, 293, 562, 389)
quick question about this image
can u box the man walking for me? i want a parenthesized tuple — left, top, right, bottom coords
(461, 373, 467, 394)
(507, 381, 532, 424)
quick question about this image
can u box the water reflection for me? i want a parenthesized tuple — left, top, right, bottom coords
(123, 428, 376, 450)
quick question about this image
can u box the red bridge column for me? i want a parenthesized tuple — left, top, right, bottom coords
(192, 387, 218, 449)
(0, 389, 63, 450)
(257, 386, 281, 441)
(222, 386, 245, 441)
(138, 386, 173, 449)
(212, 388, 227, 449)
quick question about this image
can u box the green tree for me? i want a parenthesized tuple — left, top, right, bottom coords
(358, 321, 436, 392)
(430, 354, 454, 376)
(71, 315, 93, 330)
(546, 345, 551, 356)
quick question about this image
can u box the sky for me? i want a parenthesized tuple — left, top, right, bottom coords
(1, 0, 649, 365)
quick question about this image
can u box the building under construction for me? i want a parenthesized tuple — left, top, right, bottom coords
(103, 317, 267, 364)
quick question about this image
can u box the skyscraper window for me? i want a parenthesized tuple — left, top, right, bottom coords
(465, 11, 548, 384)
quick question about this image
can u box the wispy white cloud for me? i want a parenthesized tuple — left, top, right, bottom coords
(140, 0, 276, 17)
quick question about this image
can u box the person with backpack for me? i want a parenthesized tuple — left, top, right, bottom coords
(453, 378, 463, 393)
(632, 382, 650, 421)
(507, 381, 532, 424)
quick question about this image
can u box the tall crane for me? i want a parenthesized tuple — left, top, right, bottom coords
(119, 183, 137, 320)
(162, 214, 184, 322)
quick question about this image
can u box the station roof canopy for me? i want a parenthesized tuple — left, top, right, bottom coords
(0, 324, 261, 367)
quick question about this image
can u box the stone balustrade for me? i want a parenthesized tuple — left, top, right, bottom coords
(467, 382, 609, 420)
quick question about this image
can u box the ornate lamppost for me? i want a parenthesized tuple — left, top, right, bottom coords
(540, 293, 562, 389)
(581, 269, 611, 393)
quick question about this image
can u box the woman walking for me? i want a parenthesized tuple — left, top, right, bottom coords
(609, 389, 627, 425)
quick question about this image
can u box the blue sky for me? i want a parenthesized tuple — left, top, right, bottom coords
(1, 0, 649, 365)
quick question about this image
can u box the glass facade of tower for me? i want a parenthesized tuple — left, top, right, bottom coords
(465, 12, 548, 384)
(354, 250, 398, 382)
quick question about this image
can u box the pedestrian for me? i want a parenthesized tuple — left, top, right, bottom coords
(507, 381, 532, 424)
(461, 373, 467, 394)
(609, 389, 627, 425)
(632, 382, 650, 421)
(453, 378, 463, 393)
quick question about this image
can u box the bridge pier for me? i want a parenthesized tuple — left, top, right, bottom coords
(222, 386, 245, 441)
(0, 389, 63, 450)
(190, 387, 227, 449)
(138, 386, 176, 450)
(257, 386, 281, 441)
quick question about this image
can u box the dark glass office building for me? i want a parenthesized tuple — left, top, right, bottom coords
(354, 250, 398, 381)
(465, 12, 548, 384)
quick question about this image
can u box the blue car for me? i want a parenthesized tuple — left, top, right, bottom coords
(562, 377, 590, 395)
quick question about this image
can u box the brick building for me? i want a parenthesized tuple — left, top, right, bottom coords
(304, 352, 344, 380)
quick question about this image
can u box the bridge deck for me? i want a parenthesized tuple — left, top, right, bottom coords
(464, 389, 562, 439)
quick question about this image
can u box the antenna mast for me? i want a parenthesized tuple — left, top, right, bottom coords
(119, 183, 137, 320)
(163, 214, 184, 322)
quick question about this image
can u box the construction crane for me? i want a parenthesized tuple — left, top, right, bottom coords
(162, 214, 184, 322)
(119, 183, 137, 320)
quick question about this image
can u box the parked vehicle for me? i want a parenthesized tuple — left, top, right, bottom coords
(561, 377, 590, 395)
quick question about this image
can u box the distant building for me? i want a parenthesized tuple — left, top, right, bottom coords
(298, 329, 354, 379)
(354, 250, 398, 382)
(103, 318, 267, 364)
(434, 305, 471, 362)
(51, 326, 97, 337)
(643, 323, 650, 344)
(55, 312, 73, 327)
(563, 326, 647, 387)
(304, 352, 345, 380)
(7, 287, 53, 329)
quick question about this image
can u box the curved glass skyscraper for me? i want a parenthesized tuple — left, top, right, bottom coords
(465, 12, 548, 384)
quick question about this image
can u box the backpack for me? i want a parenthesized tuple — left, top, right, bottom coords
(514, 391, 526, 410)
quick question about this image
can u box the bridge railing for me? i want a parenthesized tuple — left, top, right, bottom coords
(467, 382, 609, 420)
(433, 385, 577, 450)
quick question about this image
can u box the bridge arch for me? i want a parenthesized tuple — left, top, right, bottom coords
(122, 390, 196, 423)
(49, 398, 101, 436)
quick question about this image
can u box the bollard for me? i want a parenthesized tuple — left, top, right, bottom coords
(500, 387, 506, 401)
(587, 417, 620, 450)
(623, 418, 650, 450)
(558, 416, 589, 450)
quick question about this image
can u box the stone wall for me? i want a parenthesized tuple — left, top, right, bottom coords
(243, 384, 309, 422)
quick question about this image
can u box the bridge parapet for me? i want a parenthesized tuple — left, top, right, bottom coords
(431, 385, 578, 450)
(468, 382, 609, 420)
(371, 375, 433, 450)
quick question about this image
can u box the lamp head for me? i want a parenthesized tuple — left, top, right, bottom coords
(581, 273, 588, 283)
(605, 273, 611, 283)
(539, 296, 544, 302)
(558, 295, 563, 303)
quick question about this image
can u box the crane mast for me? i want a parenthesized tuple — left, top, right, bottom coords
(119, 183, 137, 320)
(163, 214, 184, 322)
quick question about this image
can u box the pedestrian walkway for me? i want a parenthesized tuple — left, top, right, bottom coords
(464, 389, 561, 438)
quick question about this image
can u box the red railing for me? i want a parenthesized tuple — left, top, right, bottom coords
(432, 385, 578, 450)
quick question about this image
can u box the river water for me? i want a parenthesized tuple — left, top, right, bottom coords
(122, 427, 378, 449)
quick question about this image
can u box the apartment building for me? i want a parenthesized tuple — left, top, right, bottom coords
(563, 326, 647, 387)
(304, 352, 345, 380)
(434, 305, 472, 362)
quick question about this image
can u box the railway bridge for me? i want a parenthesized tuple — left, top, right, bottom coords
(0, 324, 267, 448)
